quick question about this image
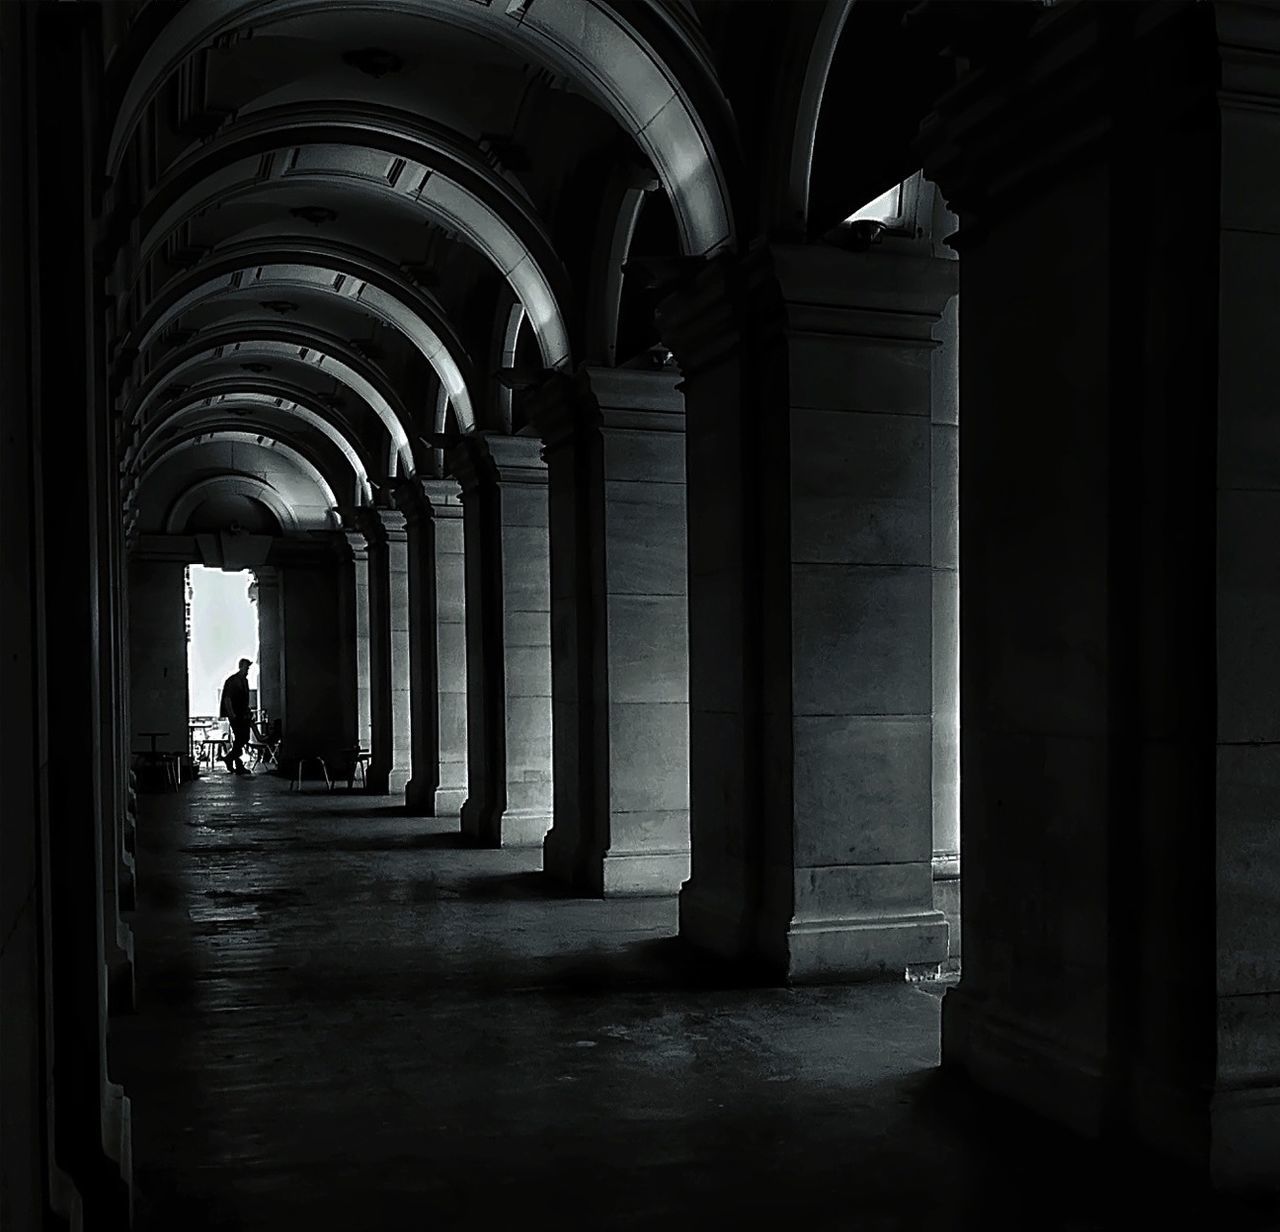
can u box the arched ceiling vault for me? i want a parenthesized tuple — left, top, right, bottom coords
(107, 0, 735, 258)
(109, 0, 741, 541)
(126, 114, 574, 370)
(126, 323, 417, 479)
(126, 384, 377, 510)
(128, 407, 373, 513)
(139, 431, 341, 515)
(122, 239, 478, 430)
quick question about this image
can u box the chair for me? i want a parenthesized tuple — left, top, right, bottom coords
(245, 716, 281, 771)
(288, 755, 333, 791)
(338, 747, 372, 790)
(278, 739, 333, 791)
(132, 749, 180, 792)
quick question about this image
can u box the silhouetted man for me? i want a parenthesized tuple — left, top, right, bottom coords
(220, 658, 253, 775)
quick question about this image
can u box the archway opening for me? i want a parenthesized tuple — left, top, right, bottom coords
(186, 565, 260, 747)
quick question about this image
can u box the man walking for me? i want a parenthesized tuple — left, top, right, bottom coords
(220, 657, 254, 775)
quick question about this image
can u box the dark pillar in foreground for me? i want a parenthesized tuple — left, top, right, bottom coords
(920, 0, 1280, 1188)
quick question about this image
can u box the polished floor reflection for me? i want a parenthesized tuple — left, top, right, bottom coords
(112, 775, 1272, 1231)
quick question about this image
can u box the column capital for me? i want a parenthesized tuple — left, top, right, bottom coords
(420, 476, 464, 520)
(447, 431, 547, 494)
(582, 365, 685, 435)
(390, 478, 431, 527)
(649, 242, 788, 382)
(916, 2, 1214, 242)
(353, 505, 407, 545)
(522, 367, 602, 454)
(771, 243, 957, 343)
(343, 528, 369, 562)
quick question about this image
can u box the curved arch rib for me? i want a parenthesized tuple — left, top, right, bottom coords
(138, 121, 572, 369)
(107, 0, 734, 257)
(163, 473, 306, 535)
(132, 387, 377, 508)
(128, 326, 416, 478)
(130, 243, 478, 429)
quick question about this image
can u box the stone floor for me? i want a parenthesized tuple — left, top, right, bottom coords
(112, 773, 1278, 1231)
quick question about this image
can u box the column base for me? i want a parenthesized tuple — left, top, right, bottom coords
(542, 823, 590, 892)
(932, 873, 962, 968)
(941, 983, 1108, 1138)
(106, 924, 136, 1016)
(678, 880, 759, 965)
(433, 785, 467, 818)
(404, 777, 436, 815)
(1210, 1084, 1280, 1191)
(119, 851, 136, 912)
(388, 767, 411, 796)
(497, 808, 553, 848)
(602, 848, 690, 898)
(767, 908, 949, 983)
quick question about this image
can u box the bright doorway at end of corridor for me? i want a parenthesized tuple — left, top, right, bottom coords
(186, 566, 259, 753)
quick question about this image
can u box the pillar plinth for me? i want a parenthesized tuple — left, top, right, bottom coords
(529, 367, 691, 897)
(655, 240, 954, 979)
(449, 434, 552, 848)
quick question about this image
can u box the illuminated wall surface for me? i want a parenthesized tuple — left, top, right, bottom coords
(186, 566, 259, 718)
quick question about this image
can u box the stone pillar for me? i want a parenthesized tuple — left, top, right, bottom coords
(397, 483, 439, 815)
(654, 240, 954, 980)
(127, 557, 191, 748)
(423, 478, 469, 817)
(28, 1, 132, 1219)
(340, 535, 372, 754)
(931, 291, 961, 965)
(359, 508, 413, 795)
(917, 0, 1280, 1189)
(529, 367, 691, 896)
(276, 538, 359, 758)
(96, 340, 134, 1017)
(254, 566, 285, 729)
(451, 433, 553, 847)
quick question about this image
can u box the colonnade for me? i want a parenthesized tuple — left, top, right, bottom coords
(12, 4, 1280, 1221)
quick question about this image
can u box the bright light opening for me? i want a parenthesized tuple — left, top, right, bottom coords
(844, 182, 904, 227)
(186, 566, 259, 723)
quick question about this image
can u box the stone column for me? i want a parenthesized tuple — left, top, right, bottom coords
(254, 566, 285, 728)
(127, 558, 191, 751)
(340, 534, 372, 754)
(396, 483, 439, 815)
(359, 509, 413, 795)
(29, 1, 131, 1219)
(931, 291, 961, 966)
(275, 537, 359, 758)
(529, 367, 691, 896)
(450, 433, 553, 847)
(423, 478, 469, 817)
(96, 346, 134, 1017)
(917, 0, 1280, 1189)
(654, 240, 954, 981)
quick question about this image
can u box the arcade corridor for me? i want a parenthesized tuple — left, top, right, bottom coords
(112, 776, 1265, 1231)
(10, 2, 1280, 1222)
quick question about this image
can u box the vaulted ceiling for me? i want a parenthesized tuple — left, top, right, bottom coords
(104, 0, 740, 539)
